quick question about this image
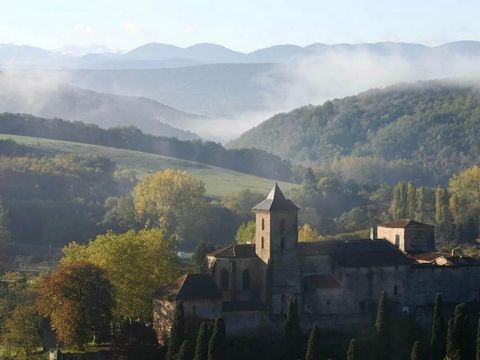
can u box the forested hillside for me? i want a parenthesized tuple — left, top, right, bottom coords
(0, 113, 295, 182)
(230, 81, 480, 185)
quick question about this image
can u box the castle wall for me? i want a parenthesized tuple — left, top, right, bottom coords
(209, 257, 266, 302)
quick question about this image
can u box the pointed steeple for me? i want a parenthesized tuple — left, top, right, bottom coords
(252, 182, 299, 211)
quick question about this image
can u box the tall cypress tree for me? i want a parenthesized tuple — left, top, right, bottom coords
(416, 186, 428, 223)
(476, 317, 480, 360)
(177, 340, 194, 360)
(446, 318, 456, 360)
(194, 322, 210, 360)
(285, 296, 301, 359)
(391, 182, 407, 220)
(430, 294, 446, 360)
(410, 341, 422, 360)
(166, 301, 185, 360)
(407, 182, 416, 219)
(372, 292, 388, 360)
(453, 303, 468, 360)
(305, 325, 321, 360)
(346, 338, 358, 360)
(208, 318, 226, 360)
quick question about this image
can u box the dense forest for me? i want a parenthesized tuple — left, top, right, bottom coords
(230, 80, 480, 185)
(0, 113, 295, 182)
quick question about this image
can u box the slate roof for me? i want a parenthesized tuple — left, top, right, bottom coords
(304, 274, 341, 289)
(379, 219, 434, 228)
(299, 239, 413, 267)
(252, 182, 299, 212)
(208, 244, 256, 258)
(222, 301, 267, 312)
(157, 273, 222, 301)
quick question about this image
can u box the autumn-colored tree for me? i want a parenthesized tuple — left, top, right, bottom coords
(235, 221, 256, 244)
(61, 229, 180, 321)
(2, 303, 41, 360)
(133, 169, 208, 243)
(298, 224, 323, 242)
(37, 262, 113, 349)
(449, 165, 480, 216)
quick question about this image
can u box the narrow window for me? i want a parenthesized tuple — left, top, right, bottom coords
(261, 236, 265, 249)
(261, 218, 265, 230)
(242, 270, 251, 291)
(395, 234, 400, 247)
(394, 285, 398, 296)
(281, 237, 285, 250)
(280, 219, 286, 231)
(281, 294, 287, 315)
(221, 269, 229, 289)
(359, 301, 366, 312)
(192, 305, 196, 316)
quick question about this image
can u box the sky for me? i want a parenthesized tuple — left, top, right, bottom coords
(1, 0, 480, 52)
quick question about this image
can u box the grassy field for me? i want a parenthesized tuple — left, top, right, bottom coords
(0, 134, 295, 197)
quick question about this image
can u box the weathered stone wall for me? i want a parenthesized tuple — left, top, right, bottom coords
(223, 310, 270, 337)
(377, 226, 405, 251)
(404, 227, 435, 253)
(210, 257, 266, 302)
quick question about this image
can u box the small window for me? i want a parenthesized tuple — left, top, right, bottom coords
(395, 234, 400, 247)
(242, 270, 251, 291)
(326, 299, 331, 306)
(192, 305, 196, 316)
(261, 236, 265, 249)
(394, 285, 398, 296)
(281, 237, 285, 250)
(281, 294, 287, 315)
(221, 269, 229, 289)
(280, 219, 286, 231)
(262, 218, 265, 230)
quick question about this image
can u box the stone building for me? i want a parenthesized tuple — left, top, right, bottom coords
(153, 183, 480, 342)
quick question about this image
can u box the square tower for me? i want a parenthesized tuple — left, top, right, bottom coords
(252, 183, 302, 315)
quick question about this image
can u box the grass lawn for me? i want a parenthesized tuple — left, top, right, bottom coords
(0, 134, 296, 198)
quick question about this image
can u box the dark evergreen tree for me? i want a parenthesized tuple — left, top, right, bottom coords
(285, 296, 301, 359)
(372, 292, 388, 360)
(177, 340, 194, 360)
(346, 338, 358, 360)
(446, 318, 456, 360)
(430, 294, 446, 360)
(410, 341, 423, 360)
(208, 318, 226, 360)
(305, 325, 321, 360)
(166, 301, 185, 360)
(194, 322, 210, 360)
(453, 303, 468, 360)
(476, 317, 480, 360)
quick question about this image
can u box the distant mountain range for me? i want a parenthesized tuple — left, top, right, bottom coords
(2, 41, 480, 69)
(0, 72, 202, 140)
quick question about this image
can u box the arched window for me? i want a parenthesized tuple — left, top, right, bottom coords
(280, 219, 286, 231)
(281, 237, 285, 250)
(261, 218, 265, 230)
(261, 236, 265, 249)
(221, 269, 229, 289)
(242, 270, 251, 291)
(395, 234, 400, 247)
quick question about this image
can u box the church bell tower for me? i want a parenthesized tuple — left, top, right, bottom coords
(252, 183, 302, 315)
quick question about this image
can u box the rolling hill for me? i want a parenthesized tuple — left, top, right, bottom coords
(0, 134, 294, 197)
(0, 72, 203, 140)
(229, 80, 480, 185)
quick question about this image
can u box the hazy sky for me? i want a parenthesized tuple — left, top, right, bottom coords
(1, 0, 480, 51)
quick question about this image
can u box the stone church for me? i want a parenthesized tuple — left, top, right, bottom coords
(154, 183, 480, 342)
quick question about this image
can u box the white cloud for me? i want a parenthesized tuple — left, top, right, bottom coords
(73, 24, 96, 36)
(123, 21, 145, 36)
